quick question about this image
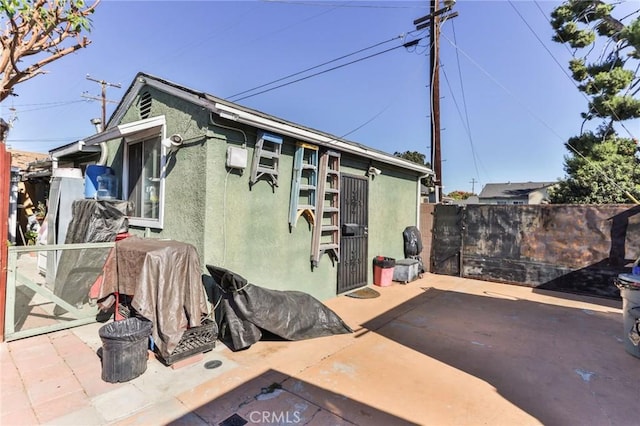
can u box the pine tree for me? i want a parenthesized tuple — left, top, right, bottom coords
(549, 0, 640, 204)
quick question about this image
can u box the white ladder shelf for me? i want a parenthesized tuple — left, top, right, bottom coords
(289, 142, 319, 229)
(250, 131, 283, 190)
(311, 150, 341, 267)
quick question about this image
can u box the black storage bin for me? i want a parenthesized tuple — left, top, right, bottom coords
(99, 317, 152, 383)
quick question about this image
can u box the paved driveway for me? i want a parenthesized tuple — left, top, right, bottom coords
(1, 273, 638, 425)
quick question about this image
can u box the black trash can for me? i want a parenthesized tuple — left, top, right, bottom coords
(99, 317, 153, 383)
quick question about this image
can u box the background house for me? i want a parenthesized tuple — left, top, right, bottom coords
(478, 181, 556, 205)
(7, 150, 50, 245)
(53, 72, 432, 301)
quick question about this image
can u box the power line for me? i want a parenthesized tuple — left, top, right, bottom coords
(470, 178, 477, 193)
(451, 20, 481, 183)
(262, 0, 427, 9)
(229, 38, 423, 102)
(254, 54, 428, 154)
(85, 75, 121, 128)
(6, 137, 85, 142)
(440, 65, 482, 182)
(516, 1, 640, 203)
(1, 100, 82, 107)
(528, 0, 637, 140)
(227, 34, 405, 100)
(4, 100, 87, 113)
(441, 32, 639, 203)
(337, 54, 428, 142)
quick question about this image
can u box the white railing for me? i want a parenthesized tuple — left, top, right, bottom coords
(5, 242, 115, 341)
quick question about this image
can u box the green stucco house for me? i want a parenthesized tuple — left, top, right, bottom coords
(55, 72, 431, 301)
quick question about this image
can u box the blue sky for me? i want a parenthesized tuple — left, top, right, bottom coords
(2, 0, 639, 194)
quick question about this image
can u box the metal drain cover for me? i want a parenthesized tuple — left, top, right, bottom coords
(204, 360, 223, 369)
(219, 413, 247, 426)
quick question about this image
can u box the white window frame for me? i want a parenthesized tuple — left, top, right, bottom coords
(122, 131, 167, 229)
(80, 116, 168, 229)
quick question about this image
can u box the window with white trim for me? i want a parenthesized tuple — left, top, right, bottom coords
(124, 134, 165, 228)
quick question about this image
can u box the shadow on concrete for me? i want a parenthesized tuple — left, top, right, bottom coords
(535, 259, 625, 300)
(168, 369, 417, 425)
(441, 204, 640, 300)
(537, 206, 640, 300)
(360, 287, 639, 426)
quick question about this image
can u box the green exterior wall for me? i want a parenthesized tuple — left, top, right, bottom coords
(104, 85, 422, 301)
(201, 125, 338, 301)
(341, 156, 420, 266)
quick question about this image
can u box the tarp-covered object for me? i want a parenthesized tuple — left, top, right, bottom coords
(101, 237, 209, 358)
(53, 200, 132, 314)
(403, 225, 425, 274)
(207, 265, 353, 351)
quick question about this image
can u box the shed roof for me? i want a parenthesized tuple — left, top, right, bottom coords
(479, 182, 556, 199)
(77, 72, 432, 176)
(8, 149, 48, 170)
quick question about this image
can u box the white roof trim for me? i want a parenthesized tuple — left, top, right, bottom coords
(114, 75, 432, 175)
(82, 116, 166, 146)
(212, 103, 431, 174)
(50, 141, 101, 159)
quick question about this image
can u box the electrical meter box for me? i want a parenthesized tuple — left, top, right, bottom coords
(226, 146, 248, 169)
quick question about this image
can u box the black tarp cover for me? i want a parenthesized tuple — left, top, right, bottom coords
(403, 226, 425, 274)
(207, 265, 353, 351)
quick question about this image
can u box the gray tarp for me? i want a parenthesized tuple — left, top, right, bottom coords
(101, 236, 208, 358)
(207, 265, 353, 351)
(53, 200, 132, 314)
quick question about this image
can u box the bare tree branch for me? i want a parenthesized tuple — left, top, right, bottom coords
(0, 0, 100, 102)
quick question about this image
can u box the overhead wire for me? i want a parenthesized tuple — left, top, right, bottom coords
(5, 0, 339, 150)
(530, 0, 637, 140)
(1, 100, 83, 107)
(226, 34, 405, 100)
(261, 0, 426, 9)
(451, 19, 482, 186)
(7, 100, 87, 113)
(514, 0, 639, 202)
(441, 31, 640, 203)
(229, 37, 425, 102)
(440, 63, 486, 185)
(335, 53, 428, 143)
(229, 43, 430, 156)
(4, 99, 93, 145)
(6, 137, 85, 142)
(242, 2, 343, 48)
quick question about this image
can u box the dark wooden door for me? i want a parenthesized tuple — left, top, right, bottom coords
(338, 174, 369, 294)
(431, 204, 463, 276)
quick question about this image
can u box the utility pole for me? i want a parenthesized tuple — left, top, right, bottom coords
(414, 1, 457, 203)
(470, 178, 477, 193)
(83, 75, 121, 131)
(430, 0, 442, 203)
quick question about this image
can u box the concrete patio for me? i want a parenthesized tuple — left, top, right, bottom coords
(1, 273, 638, 425)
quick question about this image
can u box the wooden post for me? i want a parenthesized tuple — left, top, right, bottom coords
(0, 143, 11, 342)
